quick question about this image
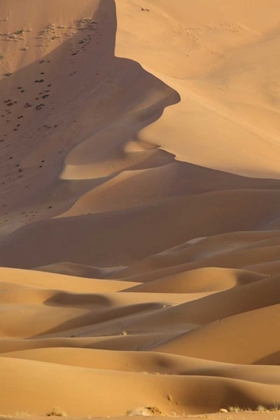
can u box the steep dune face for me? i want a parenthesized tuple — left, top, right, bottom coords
(0, 0, 280, 418)
(0, 0, 179, 240)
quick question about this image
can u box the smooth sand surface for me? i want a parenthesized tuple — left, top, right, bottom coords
(1, 416, 280, 420)
(0, 0, 280, 418)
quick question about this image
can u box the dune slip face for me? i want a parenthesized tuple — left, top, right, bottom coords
(0, 0, 280, 419)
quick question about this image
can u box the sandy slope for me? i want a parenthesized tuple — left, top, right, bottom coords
(0, 0, 280, 418)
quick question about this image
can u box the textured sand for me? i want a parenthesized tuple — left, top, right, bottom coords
(0, 0, 280, 418)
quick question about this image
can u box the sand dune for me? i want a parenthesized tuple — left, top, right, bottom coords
(113, 241, 280, 284)
(151, 304, 280, 364)
(3, 348, 280, 384)
(1, 190, 280, 269)
(124, 267, 267, 293)
(2, 357, 280, 417)
(0, 0, 280, 418)
(113, 230, 280, 279)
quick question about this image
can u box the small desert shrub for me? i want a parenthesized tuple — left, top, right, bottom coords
(228, 406, 242, 412)
(257, 405, 267, 412)
(228, 404, 280, 413)
(126, 407, 163, 417)
(5, 73, 12, 77)
(269, 403, 280, 411)
(46, 408, 67, 417)
(15, 29, 24, 35)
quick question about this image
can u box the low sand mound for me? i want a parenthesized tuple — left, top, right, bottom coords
(245, 260, 280, 275)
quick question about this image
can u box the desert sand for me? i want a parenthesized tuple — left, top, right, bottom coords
(0, 0, 280, 419)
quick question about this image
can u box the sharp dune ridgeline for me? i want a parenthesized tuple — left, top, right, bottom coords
(0, 1, 280, 419)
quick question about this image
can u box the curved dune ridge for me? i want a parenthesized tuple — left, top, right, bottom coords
(0, 0, 280, 419)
